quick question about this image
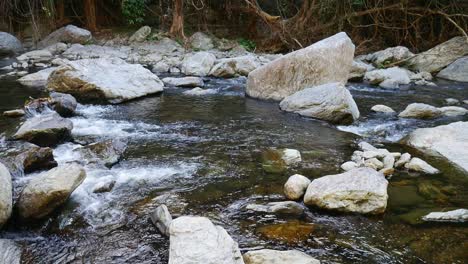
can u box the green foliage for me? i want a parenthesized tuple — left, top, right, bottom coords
(238, 38, 256, 52)
(121, 0, 147, 25)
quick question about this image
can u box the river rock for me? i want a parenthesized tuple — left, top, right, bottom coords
(150, 204, 172, 236)
(383, 155, 395, 168)
(304, 168, 388, 214)
(246, 201, 305, 216)
(18, 163, 86, 220)
(0, 32, 22, 56)
(77, 139, 127, 167)
(367, 46, 414, 67)
(246, 32, 354, 101)
(341, 161, 358, 171)
(13, 113, 73, 147)
(407, 36, 468, 73)
(38, 25, 92, 48)
(243, 249, 320, 264)
(437, 56, 468, 82)
(281, 149, 302, 165)
(445, 98, 460, 105)
(62, 44, 130, 60)
(284, 174, 311, 200)
(371, 104, 395, 113)
(348, 60, 373, 82)
(3, 109, 25, 117)
(0, 141, 56, 175)
(405, 158, 439, 174)
(44, 42, 68, 55)
(398, 103, 441, 119)
(364, 67, 411, 89)
(47, 58, 164, 103)
(183, 87, 217, 96)
(210, 55, 260, 77)
(279, 82, 359, 125)
(18, 67, 57, 87)
(190, 32, 214, 50)
(181, 52, 216, 76)
(422, 209, 468, 223)
(49, 92, 77, 117)
(364, 158, 384, 170)
(439, 106, 468, 117)
(403, 121, 468, 173)
(129, 26, 151, 42)
(0, 163, 12, 228)
(358, 142, 378, 151)
(168, 216, 244, 264)
(395, 153, 411, 168)
(0, 239, 22, 264)
(162, 76, 204, 87)
(92, 178, 115, 193)
(16, 50, 53, 64)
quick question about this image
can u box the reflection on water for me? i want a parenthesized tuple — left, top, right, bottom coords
(0, 75, 467, 263)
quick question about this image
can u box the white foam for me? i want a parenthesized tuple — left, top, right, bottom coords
(338, 118, 417, 142)
(75, 103, 116, 117)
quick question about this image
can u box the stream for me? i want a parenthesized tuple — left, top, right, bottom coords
(1, 71, 468, 263)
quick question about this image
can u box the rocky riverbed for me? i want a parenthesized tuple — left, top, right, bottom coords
(0, 26, 467, 263)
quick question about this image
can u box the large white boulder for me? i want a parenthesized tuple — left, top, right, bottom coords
(0, 32, 22, 56)
(279, 82, 359, 125)
(38, 25, 92, 48)
(18, 67, 57, 87)
(243, 249, 320, 264)
(17, 163, 86, 220)
(403, 121, 468, 173)
(0, 163, 12, 229)
(246, 32, 355, 101)
(437, 56, 468, 82)
(168, 216, 244, 264)
(364, 67, 411, 89)
(47, 58, 164, 103)
(406, 36, 468, 73)
(181, 52, 216, 76)
(303, 168, 388, 214)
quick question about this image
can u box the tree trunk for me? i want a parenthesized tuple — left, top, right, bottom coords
(84, 0, 98, 32)
(170, 0, 185, 40)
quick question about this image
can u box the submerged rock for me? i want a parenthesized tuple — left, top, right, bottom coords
(13, 113, 73, 147)
(422, 209, 468, 223)
(0, 239, 22, 264)
(181, 52, 216, 76)
(168, 216, 244, 264)
(47, 58, 164, 103)
(18, 163, 86, 220)
(0, 32, 23, 56)
(190, 32, 214, 51)
(304, 168, 388, 214)
(162, 76, 204, 87)
(150, 204, 172, 236)
(371, 104, 395, 113)
(246, 32, 354, 101)
(403, 121, 468, 173)
(279, 82, 360, 125)
(243, 249, 320, 264)
(129, 26, 151, 43)
(437, 56, 468, 82)
(256, 221, 315, 244)
(246, 201, 305, 216)
(404, 158, 440, 174)
(261, 148, 301, 173)
(18, 67, 57, 88)
(406, 36, 468, 73)
(0, 163, 12, 228)
(364, 67, 411, 89)
(284, 174, 311, 200)
(38, 25, 92, 48)
(398, 103, 441, 119)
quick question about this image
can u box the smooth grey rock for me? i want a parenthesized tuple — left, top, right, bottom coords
(18, 163, 86, 220)
(13, 113, 73, 147)
(405, 157, 439, 174)
(49, 92, 77, 117)
(368, 46, 414, 66)
(422, 209, 468, 222)
(247, 32, 355, 101)
(0, 32, 22, 56)
(304, 168, 388, 214)
(168, 216, 244, 264)
(364, 67, 411, 89)
(246, 201, 305, 216)
(445, 98, 460, 105)
(437, 56, 468, 82)
(371, 104, 395, 113)
(129, 26, 151, 42)
(407, 36, 468, 73)
(16, 50, 53, 64)
(162, 76, 204, 87)
(183, 87, 217, 96)
(341, 161, 358, 171)
(77, 139, 127, 167)
(210, 55, 260, 77)
(18, 67, 57, 87)
(0, 163, 12, 228)
(150, 204, 172, 236)
(190, 32, 214, 51)
(0, 239, 21, 264)
(284, 174, 311, 200)
(243, 249, 320, 264)
(403, 122, 468, 173)
(47, 58, 164, 103)
(398, 103, 441, 119)
(358, 142, 378, 152)
(181, 52, 216, 76)
(45, 42, 68, 54)
(279, 82, 359, 125)
(38, 25, 92, 48)
(0, 141, 56, 175)
(395, 153, 411, 168)
(439, 106, 468, 117)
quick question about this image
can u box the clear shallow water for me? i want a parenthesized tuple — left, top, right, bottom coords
(0, 73, 468, 263)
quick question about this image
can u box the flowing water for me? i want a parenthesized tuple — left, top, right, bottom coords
(1, 67, 468, 263)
